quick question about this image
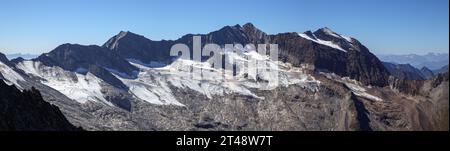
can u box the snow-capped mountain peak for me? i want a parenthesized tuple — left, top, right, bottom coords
(3, 23, 438, 131)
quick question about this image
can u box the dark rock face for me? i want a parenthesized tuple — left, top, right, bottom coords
(102, 24, 265, 64)
(344, 43, 390, 86)
(0, 53, 9, 64)
(10, 57, 25, 64)
(383, 62, 426, 80)
(389, 70, 449, 96)
(0, 53, 15, 67)
(35, 43, 138, 78)
(88, 65, 128, 90)
(350, 93, 372, 131)
(242, 23, 270, 44)
(274, 32, 351, 75)
(0, 80, 80, 131)
(199, 24, 250, 45)
(103, 31, 175, 64)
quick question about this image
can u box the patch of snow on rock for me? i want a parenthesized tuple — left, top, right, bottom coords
(298, 33, 347, 52)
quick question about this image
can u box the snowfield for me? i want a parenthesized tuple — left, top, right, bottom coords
(16, 61, 112, 105)
(11, 47, 389, 109)
(0, 61, 25, 89)
(112, 49, 322, 106)
(11, 48, 381, 109)
(321, 72, 383, 102)
(13, 49, 323, 107)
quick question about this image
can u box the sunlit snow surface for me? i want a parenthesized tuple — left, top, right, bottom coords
(0, 61, 25, 89)
(297, 28, 356, 52)
(298, 33, 347, 52)
(12, 50, 383, 107)
(321, 27, 353, 43)
(340, 35, 353, 43)
(14, 51, 321, 107)
(16, 61, 113, 106)
(120, 50, 321, 106)
(321, 72, 383, 102)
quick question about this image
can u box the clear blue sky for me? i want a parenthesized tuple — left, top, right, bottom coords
(0, 0, 448, 55)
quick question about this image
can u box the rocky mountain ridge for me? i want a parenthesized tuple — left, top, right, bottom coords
(0, 23, 448, 131)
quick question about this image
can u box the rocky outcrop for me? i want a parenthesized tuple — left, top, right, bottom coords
(417, 72, 449, 130)
(0, 80, 81, 131)
(0, 53, 9, 64)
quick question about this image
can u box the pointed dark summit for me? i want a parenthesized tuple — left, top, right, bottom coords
(103, 31, 149, 50)
(242, 23, 269, 43)
(0, 52, 9, 64)
(103, 30, 174, 64)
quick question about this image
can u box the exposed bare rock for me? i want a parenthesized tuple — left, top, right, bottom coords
(0, 80, 81, 131)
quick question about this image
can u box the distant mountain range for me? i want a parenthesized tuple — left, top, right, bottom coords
(377, 53, 449, 70)
(382, 62, 429, 80)
(5, 53, 39, 60)
(434, 65, 449, 74)
(382, 62, 448, 81)
(377, 53, 448, 81)
(1, 23, 448, 131)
